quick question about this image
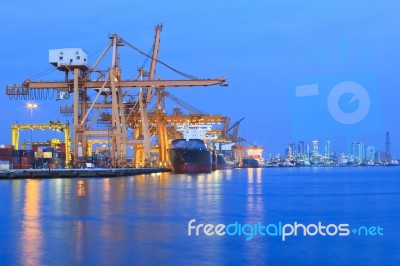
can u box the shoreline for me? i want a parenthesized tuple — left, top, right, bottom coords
(0, 167, 169, 179)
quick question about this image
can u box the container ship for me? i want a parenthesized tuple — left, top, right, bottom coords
(242, 158, 264, 168)
(168, 139, 212, 174)
(216, 154, 235, 170)
(238, 145, 266, 168)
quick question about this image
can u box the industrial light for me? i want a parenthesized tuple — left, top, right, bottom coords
(26, 102, 38, 110)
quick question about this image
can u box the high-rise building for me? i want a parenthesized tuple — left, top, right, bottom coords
(325, 141, 331, 158)
(385, 130, 392, 162)
(312, 139, 319, 158)
(377, 151, 386, 162)
(286, 143, 296, 158)
(351, 142, 365, 162)
(305, 144, 310, 155)
(298, 141, 305, 155)
(365, 146, 375, 162)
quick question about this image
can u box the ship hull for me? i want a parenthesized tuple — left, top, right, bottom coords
(169, 149, 212, 174)
(212, 152, 217, 171)
(216, 154, 235, 170)
(241, 158, 264, 168)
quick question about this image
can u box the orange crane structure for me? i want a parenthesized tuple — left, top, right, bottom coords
(6, 24, 228, 167)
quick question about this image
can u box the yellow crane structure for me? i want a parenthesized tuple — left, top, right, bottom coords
(11, 122, 71, 165)
(21, 138, 63, 150)
(127, 111, 227, 167)
(86, 139, 110, 157)
(6, 24, 228, 167)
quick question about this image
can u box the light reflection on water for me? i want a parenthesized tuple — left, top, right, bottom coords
(244, 167, 269, 263)
(0, 167, 399, 265)
(21, 180, 43, 266)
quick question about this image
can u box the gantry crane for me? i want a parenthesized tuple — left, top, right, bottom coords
(11, 122, 71, 165)
(116, 88, 227, 166)
(6, 24, 228, 167)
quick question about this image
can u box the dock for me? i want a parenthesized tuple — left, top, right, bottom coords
(0, 168, 169, 179)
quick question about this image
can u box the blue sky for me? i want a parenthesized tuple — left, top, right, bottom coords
(1, 0, 400, 156)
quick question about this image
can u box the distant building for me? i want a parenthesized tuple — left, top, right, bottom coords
(351, 142, 365, 162)
(286, 143, 296, 158)
(325, 141, 331, 158)
(365, 146, 375, 162)
(377, 151, 387, 163)
(384, 130, 392, 162)
(375, 151, 381, 162)
(305, 144, 310, 156)
(312, 139, 319, 158)
(298, 141, 305, 155)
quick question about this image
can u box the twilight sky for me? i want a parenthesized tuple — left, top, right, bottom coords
(1, 0, 399, 156)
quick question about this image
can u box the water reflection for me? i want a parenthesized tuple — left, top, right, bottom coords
(246, 168, 264, 217)
(77, 179, 87, 197)
(74, 220, 85, 263)
(11, 180, 23, 217)
(1, 168, 397, 265)
(21, 180, 43, 266)
(246, 168, 266, 262)
(103, 178, 111, 202)
(72, 179, 90, 264)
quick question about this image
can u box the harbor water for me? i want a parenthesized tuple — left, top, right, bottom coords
(0, 167, 399, 265)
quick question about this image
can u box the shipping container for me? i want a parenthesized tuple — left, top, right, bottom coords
(54, 152, 66, 159)
(0, 148, 13, 156)
(43, 148, 55, 153)
(21, 157, 33, 163)
(0, 155, 12, 162)
(0, 161, 10, 170)
(12, 156, 21, 164)
(43, 152, 53, 159)
(23, 150, 36, 157)
(12, 150, 23, 157)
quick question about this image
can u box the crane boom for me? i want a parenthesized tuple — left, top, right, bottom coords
(165, 92, 206, 114)
(146, 24, 163, 103)
(229, 117, 245, 143)
(6, 78, 227, 93)
(228, 117, 245, 132)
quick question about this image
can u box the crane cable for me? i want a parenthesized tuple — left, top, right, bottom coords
(166, 92, 207, 115)
(120, 37, 199, 80)
(24, 38, 199, 81)
(141, 46, 153, 69)
(26, 67, 55, 81)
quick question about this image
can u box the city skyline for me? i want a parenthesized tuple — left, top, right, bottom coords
(277, 130, 394, 161)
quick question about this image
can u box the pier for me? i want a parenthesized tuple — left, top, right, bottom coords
(0, 168, 169, 179)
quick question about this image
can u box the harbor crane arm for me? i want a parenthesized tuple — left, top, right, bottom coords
(146, 24, 163, 103)
(6, 78, 227, 92)
(215, 117, 244, 143)
(221, 117, 230, 138)
(164, 92, 206, 114)
(228, 117, 245, 132)
(228, 117, 245, 142)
